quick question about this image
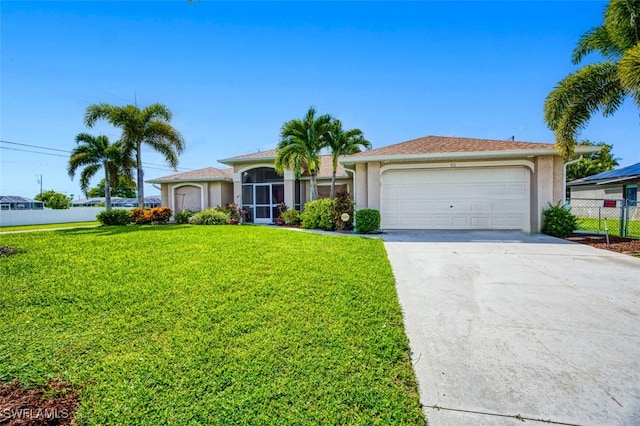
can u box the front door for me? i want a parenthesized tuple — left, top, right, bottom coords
(254, 184, 272, 224)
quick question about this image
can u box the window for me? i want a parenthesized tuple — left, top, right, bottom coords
(624, 184, 637, 206)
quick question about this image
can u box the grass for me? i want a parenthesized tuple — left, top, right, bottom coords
(0, 221, 99, 232)
(576, 217, 640, 238)
(0, 225, 424, 425)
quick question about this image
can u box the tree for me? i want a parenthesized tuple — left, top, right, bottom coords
(68, 133, 131, 210)
(544, 0, 640, 158)
(275, 106, 332, 201)
(34, 190, 71, 209)
(87, 177, 137, 198)
(566, 140, 620, 181)
(84, 103, 185, 208)
(325, 119, 371, 199)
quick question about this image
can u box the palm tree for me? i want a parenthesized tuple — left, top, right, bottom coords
(275, 107, 332, 201)
(544, 0, 640, 158)
(325, 119, 371, 199)
(84, 103, 185, 207)
(68, 133, 130, 210)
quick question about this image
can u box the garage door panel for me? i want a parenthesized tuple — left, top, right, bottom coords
(381, 167, 530, 231)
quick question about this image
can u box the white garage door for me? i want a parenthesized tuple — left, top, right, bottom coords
(381, 167, 530, 230)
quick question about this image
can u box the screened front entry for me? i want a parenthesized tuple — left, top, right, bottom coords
(242, 167, 284, 223)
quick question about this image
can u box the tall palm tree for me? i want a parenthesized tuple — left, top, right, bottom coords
(84, 103, 185, 207)
(325, 119, 371, 199)
(275, 107, 332, 201)
(544, 0, 640, 158)
(68, 133, 130, 210)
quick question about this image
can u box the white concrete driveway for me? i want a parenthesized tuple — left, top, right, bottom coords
(383, 231, 640, 426)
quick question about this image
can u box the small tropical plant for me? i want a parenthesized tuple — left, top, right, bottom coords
(301, 199, 334, 230)
(174, 209, 195, 224)
(150, 207, 172, 224)
(355, 209, 381, 234)
(332, 191, 355, 231)
(131, 208, 153, 225)
(96, 209, 131, 226)
(280, 209, 301, 225)
(189, 209, 230, 225)
(541, 203, 578, 238)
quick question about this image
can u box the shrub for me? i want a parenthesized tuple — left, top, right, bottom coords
(355, 209, 381, 234)
(34, 190, 71, 209)
(215, 203, 241, 220)
(175, 209, 195, 224)
(280, 209, 301, 225)
(131, 208, 153, 225)
(188, 209, 230, 225)
(542, 203, 578, 238)
(96, 209, 131, 226)
(332, 191, 355, 231)
(301, 199, 335, 230)
(150, 207, 172, 224)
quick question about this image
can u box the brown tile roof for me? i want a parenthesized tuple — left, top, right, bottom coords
(317, 155, 348, 179)
(147, 167, 233, 183)
(219, 149, 277, 163)
(345, 135, 555, 158)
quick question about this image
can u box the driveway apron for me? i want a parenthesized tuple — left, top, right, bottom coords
(383, 230, 640, 425)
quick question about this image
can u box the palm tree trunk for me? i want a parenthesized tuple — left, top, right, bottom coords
(104, 164, 112, 211)
(310, 173, 319, 200)
(136, 143, 144, 208)
(329, 171, 336, 199)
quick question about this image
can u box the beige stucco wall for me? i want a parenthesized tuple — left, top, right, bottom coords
(366, 162, 381, 210)
(207, 182, 234, 208)
(355, 163, 368, 210)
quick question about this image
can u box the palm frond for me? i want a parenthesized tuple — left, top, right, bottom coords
(544, 62, 625, 157)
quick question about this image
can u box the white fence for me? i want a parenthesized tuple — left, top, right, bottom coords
(0, 207, 105, 227)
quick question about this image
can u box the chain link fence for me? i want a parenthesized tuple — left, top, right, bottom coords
(568, 198, 640, 239)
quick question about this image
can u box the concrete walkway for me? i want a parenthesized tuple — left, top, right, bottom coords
(383, 230, 640, 426)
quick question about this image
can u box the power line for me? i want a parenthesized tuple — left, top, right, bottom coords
(0, 146, 69, 158)
(0, 139, 195, 172)
(0, 140, 70, 153)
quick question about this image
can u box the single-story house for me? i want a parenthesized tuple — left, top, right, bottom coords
(148, 135, 597, 233)
(71, 196, 162, 208)
(0, 196, 44, 210)
(147, 153, 352, 224)
(567, 162, 639, 205)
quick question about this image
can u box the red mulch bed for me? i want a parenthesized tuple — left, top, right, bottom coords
(0, 381, 79, 426)
(565, 234, 640, 255)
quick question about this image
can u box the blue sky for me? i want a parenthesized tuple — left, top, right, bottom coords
(2, 1, 638, 199)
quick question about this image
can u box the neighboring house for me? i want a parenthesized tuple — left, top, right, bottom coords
(339, 135, 596, 233)
(567, 162, 639, 205)
(72, 196, 162, 208)
(148, 135, 596, 232)
(0, 196, 44, 210)
(147, 153, 352, 224)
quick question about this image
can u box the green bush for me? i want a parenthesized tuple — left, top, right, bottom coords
(542, 203, 578, 238)
(280, 209, 301, 225)
(355, 209, 381, 234)
(34, 190, 71, 209)
(301, 199, 334, 230)
(332, 191, 355, 231)
(96, 209, 131, 226)
(188, 209, 230, 225)
(174, 209, 195, 224)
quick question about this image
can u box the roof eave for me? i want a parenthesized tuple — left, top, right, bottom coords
(340, 148, 563, 165)
(146, 177, 233, 184)
(218, 156, 276, 165)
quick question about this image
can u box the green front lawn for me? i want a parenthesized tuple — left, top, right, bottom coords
(577, 217, 640, 238)
(0, 221, 100, 232)
(0, 226, 423, 425)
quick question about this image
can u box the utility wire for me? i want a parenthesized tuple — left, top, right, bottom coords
(0, 139, 195, 172)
